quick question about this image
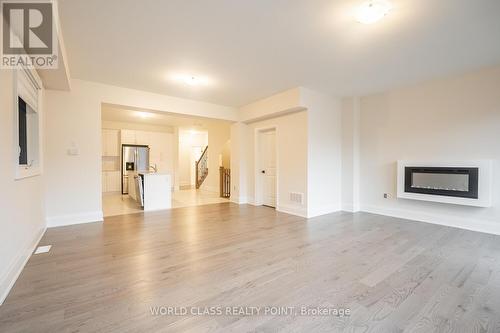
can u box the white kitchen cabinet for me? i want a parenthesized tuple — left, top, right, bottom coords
(149, 132, 161, 164)
(102, 171, 121, 192)
(107, 171, 121, 192)
(135, 131, 151, 145)
(102, 129, 120, 156)
(101, 132, 107, 156)
(141, 173, 172, 211)
(121, 130, 150, 146)
(121, 129, 136, 145)
(102, 156, 119, 171)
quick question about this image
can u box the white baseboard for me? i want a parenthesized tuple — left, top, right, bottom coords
(230, 196, 249, 204)
(277, 204, 308, 218)
(0, 226, 46, 305)
(46, 211, 103, 228)
(361, 204, 500, 236)
(307, 203, 341, 218)
(341, 203, 361, 213)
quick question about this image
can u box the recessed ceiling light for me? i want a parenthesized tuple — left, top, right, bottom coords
(170, 73, 212, 87)
(136, 112, 154, 119)
(355, 0, 391, 24)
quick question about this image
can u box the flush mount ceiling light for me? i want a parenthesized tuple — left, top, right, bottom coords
(170, 73, 212, 87)
(135, 111, 154, 119)
(355, 0, 392, 24)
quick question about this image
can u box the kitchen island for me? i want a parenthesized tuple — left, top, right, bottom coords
(129, 173, 172, 211)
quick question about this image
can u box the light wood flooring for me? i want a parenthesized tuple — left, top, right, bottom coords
(1, 203, 500, 332)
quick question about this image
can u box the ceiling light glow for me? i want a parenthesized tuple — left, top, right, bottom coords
(356, 0, 391, 24)
(170, 73, 212, 87)
(136, 112, 154, 119)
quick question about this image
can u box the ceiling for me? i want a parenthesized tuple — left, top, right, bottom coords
(101, 105, 229, 130)
(59, 0, 500, 107)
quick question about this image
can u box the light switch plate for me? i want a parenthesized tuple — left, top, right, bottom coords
(67, 147, 79, 156)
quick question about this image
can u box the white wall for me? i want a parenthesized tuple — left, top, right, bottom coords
(245, 111, 309, 216)
(234, 87, 343, 218)
(0, 69, 46, 304)
(232, 88, 304, 205)
(221, 140, 231, 168)
(302, 88, 342, 218)
(341, 98, 360, 212)
(44, 79, 237, 227)
(44, 85, 102, 227)
(239, 87, 304, 123)
(230, 123, 249, 203)
(354, 66, 500, 234)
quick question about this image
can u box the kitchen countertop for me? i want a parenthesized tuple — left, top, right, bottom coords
(138, 172, 170, 176)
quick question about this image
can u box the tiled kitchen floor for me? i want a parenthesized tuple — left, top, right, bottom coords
(102, 189, 229, 217)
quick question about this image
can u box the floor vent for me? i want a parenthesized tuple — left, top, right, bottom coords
(34, 245, 52, 254)
(290, 192, 304, 204)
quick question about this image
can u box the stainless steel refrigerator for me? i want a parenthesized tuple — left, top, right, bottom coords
(122, 145, 150, 194)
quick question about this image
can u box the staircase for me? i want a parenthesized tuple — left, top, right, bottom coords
(195, 146, 208, 189)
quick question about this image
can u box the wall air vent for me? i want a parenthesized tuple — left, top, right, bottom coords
(290, 192, 304, 204)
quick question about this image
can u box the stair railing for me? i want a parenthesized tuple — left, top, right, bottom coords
(219, 167, 230, 198)
(195, 146, 208, 189)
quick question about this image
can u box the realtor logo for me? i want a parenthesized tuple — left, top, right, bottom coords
(1, 0, 58, 68)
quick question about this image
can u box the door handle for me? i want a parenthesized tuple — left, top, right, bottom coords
(261, 170, 266, 174)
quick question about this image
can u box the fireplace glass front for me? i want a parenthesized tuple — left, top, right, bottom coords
(405, 167, 478, 199)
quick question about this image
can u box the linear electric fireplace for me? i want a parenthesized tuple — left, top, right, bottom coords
(397, 161, 492, 207)
(405, 167, 479, 199)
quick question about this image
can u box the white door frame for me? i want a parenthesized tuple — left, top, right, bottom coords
(254, 126, 278, 207)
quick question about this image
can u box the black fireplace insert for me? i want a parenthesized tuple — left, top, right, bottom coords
(404, 167, 479, 199)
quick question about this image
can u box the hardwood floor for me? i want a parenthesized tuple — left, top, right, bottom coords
(1, 203, 500, 332)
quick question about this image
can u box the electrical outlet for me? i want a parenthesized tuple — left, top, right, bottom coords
(383, 193, 391, 199)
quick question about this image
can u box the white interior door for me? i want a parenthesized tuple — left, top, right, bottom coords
(260, 130, 277, 207)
